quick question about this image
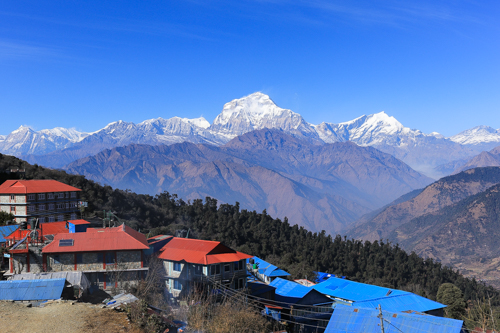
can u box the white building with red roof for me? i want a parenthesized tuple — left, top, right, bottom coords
(0, 179, 82, 223)
(157, 237, 252, 298)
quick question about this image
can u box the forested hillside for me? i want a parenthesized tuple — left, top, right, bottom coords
(1, 153, 498, 304)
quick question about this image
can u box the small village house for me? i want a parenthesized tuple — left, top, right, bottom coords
(157, 237, 252, 298)
(38, 224, 150, 290)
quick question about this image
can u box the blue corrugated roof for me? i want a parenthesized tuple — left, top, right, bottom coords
(248, 256, 290, 277)
(326, 304, 463, 333)
(314, 271, 335, 283)
(313, 277, 445, 313)
(270, 278, 312, 298)
(0, 225, 18, 243)
(354, 293, 445, 313)
(314, 277, 407, 301)
(0, 278, 66, 301)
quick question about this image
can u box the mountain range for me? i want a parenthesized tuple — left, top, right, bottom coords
(63, 129, 432, 234)
(346, 166, 500, 286)
(2, 92, 500, 178)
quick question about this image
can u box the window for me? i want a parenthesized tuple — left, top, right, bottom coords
(239, 260, 244, 271)
(70, 202, 77, 208)
(10, 206, 16, 213)
(57, 214, 64, 221)
(39, 204, 45, 211)
(38, 193, 45, 200)
(194, 265, 202, 275)
(234, 262, 239, 271)
(224, 264, 231, 272)
(70, 213, 77, 220)
(47, 193, 54, 199)
(97, 253, 104, 263)
(76, 254, 83, 264)
(174, 280, 182, 290)
(10, 194, 15, 201)
(58, 193, 64, 199)
(106, 252, 115, 264)
(238, 278, 244, 289)
(48, 203, 55, 210)
(57, 203, 64, 209)
(173, 262, 181, 272)
(28, 194, 35, 201)
(53, 255, 60, 264)
(65, 192, 69, 198)
(39, 217, 45, 223)
(71, 192, 76, 198)
(49, 215, 55, 222)
(210, 264, 221, 275)
(28, 205, 35, 212)
(66, 203, 70, 209)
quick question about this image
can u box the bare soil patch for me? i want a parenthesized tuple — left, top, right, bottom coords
(0, 300, 144, 333)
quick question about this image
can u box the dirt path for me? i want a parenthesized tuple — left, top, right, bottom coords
(0, 301, 144, 333)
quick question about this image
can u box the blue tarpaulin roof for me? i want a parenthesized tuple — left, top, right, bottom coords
(270, 278, 312, 298)
(0, 225, 18, 243)
(0, 278, 66, 301)
(248, 257, 290, 278)
(326, 304, 463, 333)
(313, 277, 445, 313)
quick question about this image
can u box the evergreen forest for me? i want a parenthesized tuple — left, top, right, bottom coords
(1, 153, 499, 305)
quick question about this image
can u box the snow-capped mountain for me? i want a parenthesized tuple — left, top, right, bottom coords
(450, 126, 500, 151)
(210, 92, 321, 142)
(2, 92, 497, 178)
(0, 125, 88, 155)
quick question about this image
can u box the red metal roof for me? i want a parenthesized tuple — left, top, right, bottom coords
(68, 219, 90, 225)
(0, 180, 81, 194)
(40, 222, 69, 236)
(158, 237, 252, 265)
(5, 228, 31, 240)
(42, 224, 149, 253)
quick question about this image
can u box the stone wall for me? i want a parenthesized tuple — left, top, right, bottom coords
(11, 254, 27, 274)
(28, 249, 44, 273)
(14, 194, 26, 204)
(78, 252, 104, 271)
(0, 194, 9, 204)
(117, 251, 142, 269)
(48, 253, 74, 272)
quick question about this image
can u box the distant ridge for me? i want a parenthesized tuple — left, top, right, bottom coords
(63, 128, 433, 234)
(1, 92, 495, 178)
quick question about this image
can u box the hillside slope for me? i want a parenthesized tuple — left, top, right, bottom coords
(64, 129, 432, 234)
(347, 167, 500, 241)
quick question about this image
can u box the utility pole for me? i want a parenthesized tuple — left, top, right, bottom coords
(378, 304, 385, 333)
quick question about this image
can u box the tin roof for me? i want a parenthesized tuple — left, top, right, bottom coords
(353, 293, 445, 313)
(42, 224, 149, 253)
(270, 278, 312, 298)
(249, 256, 291, 277)
(40, 222, 69, 236)
(158, 237, 252, 265)
(326, 304, 463, 333)
(0, 278, 66, 301)
(0, 180, 81, 194)
(314, 277, 445, 313)
(314, 277, 408, 301)
(68, 219, 91, 225)
(0, 225, 19, 243)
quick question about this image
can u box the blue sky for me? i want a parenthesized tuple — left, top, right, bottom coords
(1, 0, 499, 137)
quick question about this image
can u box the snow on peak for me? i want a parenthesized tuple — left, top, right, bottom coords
(212, 92, 300, 127)
(450, 125, 500, 145)
(182, 116, 210, 129)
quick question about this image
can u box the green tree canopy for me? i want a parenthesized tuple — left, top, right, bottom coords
(437, 283, 466, 319)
